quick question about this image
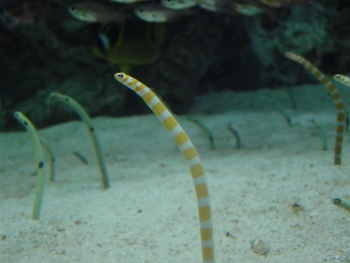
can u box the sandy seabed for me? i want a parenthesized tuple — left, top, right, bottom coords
(1, 83, 350, 263)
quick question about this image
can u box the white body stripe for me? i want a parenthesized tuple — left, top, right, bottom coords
(318, 74, 326, 82)
(197, 197, 211, 207)
(124, 77, 134, 86)
(148, 96, 161, 107)
(202, 239, 215, 247)
(194, 175, 207, 185)
(158, 110, 172, 122)
(324, 81, 332, 87)
(188, 156, 201, 167)
(137, 87, 150, 96)
(179, 140, 193, 151)
(200, 219, 213, 229)
(311, 67, 318, 74)
(170, 125, 183, 137)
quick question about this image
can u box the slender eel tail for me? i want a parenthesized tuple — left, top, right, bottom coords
(284, 52, 346, 165)
(114, 72, 215, 263)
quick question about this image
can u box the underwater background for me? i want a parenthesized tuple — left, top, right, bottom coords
(2, 0, 350, 263)
(0, 0, 348, 130)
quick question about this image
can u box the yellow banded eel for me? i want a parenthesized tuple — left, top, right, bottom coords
(285, 52, 346, 165)
(333, 197, 350, 213)
(114, 72, 215, 263)
(334, 74, 350, 87)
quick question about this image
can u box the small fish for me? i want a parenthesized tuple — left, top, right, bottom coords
(232, 3, 264, 16)
(198, 3, 215, 11)
(161, 0, 197, 10)
(134, 4, 190, 23)
(259, 0, 297, 8)
(198, 0, 235, 12)
(73, 151, 89, 165)
(68, 2, 127, 24)
(110, 0, 147, 3)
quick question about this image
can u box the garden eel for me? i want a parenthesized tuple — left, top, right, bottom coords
(333, 197, 350, 213)
(14, 112, 46, 220)
(49, 92, 110, 189)
(114, 72, 215, 263)
(285, 52, 346, 165)
(334, 74, 350, 87)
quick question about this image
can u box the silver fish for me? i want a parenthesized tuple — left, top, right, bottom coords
(232, 3, 264, 15)
(110, 0, 147, 3)
(198, 0, 235, 12)
(68, 2, 127, 24)
(161, 0, 197, 10)
(134, 4, 190, 23)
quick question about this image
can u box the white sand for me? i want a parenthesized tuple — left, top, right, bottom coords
(1, 83, 350, 262)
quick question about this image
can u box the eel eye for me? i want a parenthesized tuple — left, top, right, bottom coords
(333, 198, 341, 204)
(117, 73, 124, 79)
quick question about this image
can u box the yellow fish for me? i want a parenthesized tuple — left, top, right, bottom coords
(93, 20, 165, 72)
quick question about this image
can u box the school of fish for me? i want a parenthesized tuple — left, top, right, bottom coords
(68, 0, 301, 24)
(66, 0, 303, 69)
